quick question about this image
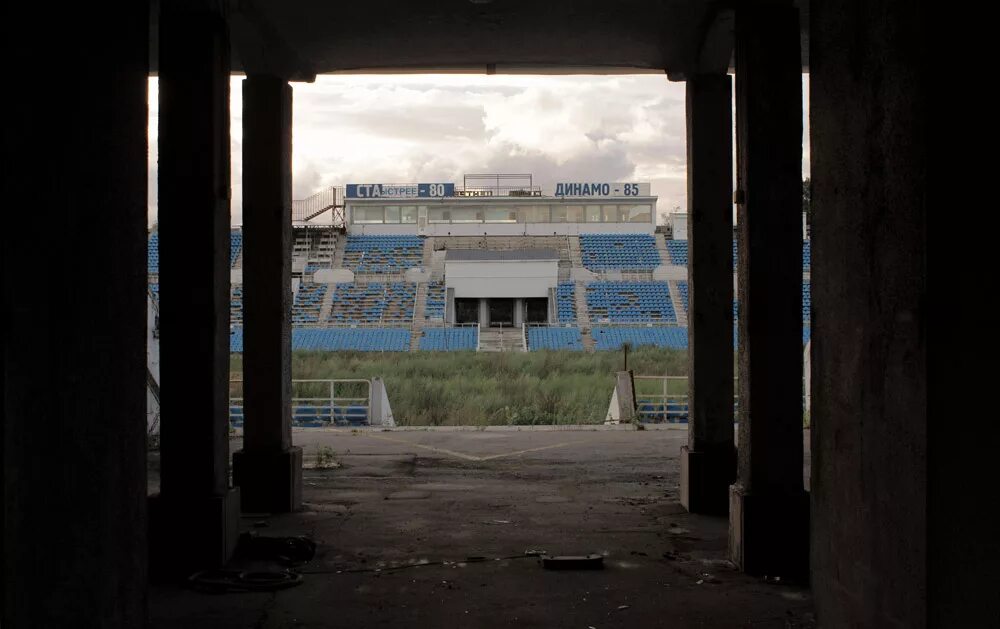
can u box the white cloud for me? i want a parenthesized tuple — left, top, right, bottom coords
(147, 74, 809, 227)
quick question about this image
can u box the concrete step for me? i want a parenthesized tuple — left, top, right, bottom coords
(656, 232, 671, 265)
(410, 283, 428, 351)
(668, 280, 689, 326)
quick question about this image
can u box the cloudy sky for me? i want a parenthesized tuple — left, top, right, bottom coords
(148, 74, 809, 226)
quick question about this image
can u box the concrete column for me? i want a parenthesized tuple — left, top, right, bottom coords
(729, 3, 808, 580)
(681, 74, 736, 516)
(480, 299, 489, 327)
(2, 3, 148, 625)
(151, 1, 240, 578)
(811, 1, 930, 625)
(233, 76, 302, 513)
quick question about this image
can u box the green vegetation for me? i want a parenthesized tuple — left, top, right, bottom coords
(231, 347, 687, 426)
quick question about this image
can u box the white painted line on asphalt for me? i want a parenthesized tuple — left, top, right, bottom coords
(362, 432, 590, 462)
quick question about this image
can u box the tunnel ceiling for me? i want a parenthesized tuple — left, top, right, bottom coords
(150, 0, 809, 81)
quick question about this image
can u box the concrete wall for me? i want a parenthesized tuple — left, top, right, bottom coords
(810, 1, 927, 626)
(2, 2, 149, 625)
(446, 260, 557, 298)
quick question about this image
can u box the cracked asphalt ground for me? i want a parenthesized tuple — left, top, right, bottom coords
(150, 427, 814, 628)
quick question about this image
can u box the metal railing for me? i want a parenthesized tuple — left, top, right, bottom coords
(587, 320, 684, 328)
(633, 375, 691, 423)
(229, 378, 372, 426)
(454, 186, 543, 197)
(293, 187, 339, 223)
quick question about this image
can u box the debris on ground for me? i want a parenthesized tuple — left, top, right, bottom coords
(187, 568, 303, 593)
(540, 554, 605, 570)
(235, 532, 316, 565)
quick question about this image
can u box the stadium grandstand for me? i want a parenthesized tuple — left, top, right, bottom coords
(147, 173, 811, 354)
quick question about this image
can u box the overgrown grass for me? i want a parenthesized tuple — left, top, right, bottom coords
(230, 347, 687, 426)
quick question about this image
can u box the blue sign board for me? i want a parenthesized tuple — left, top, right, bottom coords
(345, 183, 455, 199)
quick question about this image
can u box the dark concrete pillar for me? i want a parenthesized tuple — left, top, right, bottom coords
(233, 76, 302, 513)
(811, 1, 930, 625)
(2, 2, 148, 626)
(730, 3, 808, 580)
(681, 74, 736, 516)
(151, 0, 240, 577)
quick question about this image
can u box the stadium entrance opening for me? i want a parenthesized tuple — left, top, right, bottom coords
(488, 298, 514, 327)
(455, 298, 479, 325)
(524, 298, 548, 324)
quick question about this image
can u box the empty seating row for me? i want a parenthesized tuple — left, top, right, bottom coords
(343, 235, 424, 274)
(294, 327, 411, 351)
(591, 326, 688, 351)
(527, 327, 584, 351)
(579, 233, 661, 271)
(556, 282, 576, 323)
(230, 231, 243, 267)
(293, 282, 328, 324)
(419, 327, 478, 351)
(148, 232, 159, 274)
(328, 282, 415, 324)
(229, 404, 368, 428)
(424, 281, 446, 319)
(665, 239, 688, 266)
(587, 281, 676, 323)
(230, 286, 243, 324)
(232, 327, 411, 352)
(636, 400, 689, 423)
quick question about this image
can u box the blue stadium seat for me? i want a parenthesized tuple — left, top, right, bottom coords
(579, 233, 661, 271)
(230, 325, 411, 352)
(230, 230, 242, 268)
(147, 232, 160, 275)
(419, 327, 477, 351)
(343, 235, 424, 274)
(636, 399, 689, 423)
(293, 327, 411, 351)
(230, 327, 244, 353)
(293, 282, 328, 325)
(327, 282, 415, 324)
(424, 281, 446, 320)
(591, 326, 688, 350)
(586, 281, 676, 323)
(230, 285, 243, 325)
(665, 239, 688, 266)
(556, 282, 576, 323)
(527, 327, 583, 351)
